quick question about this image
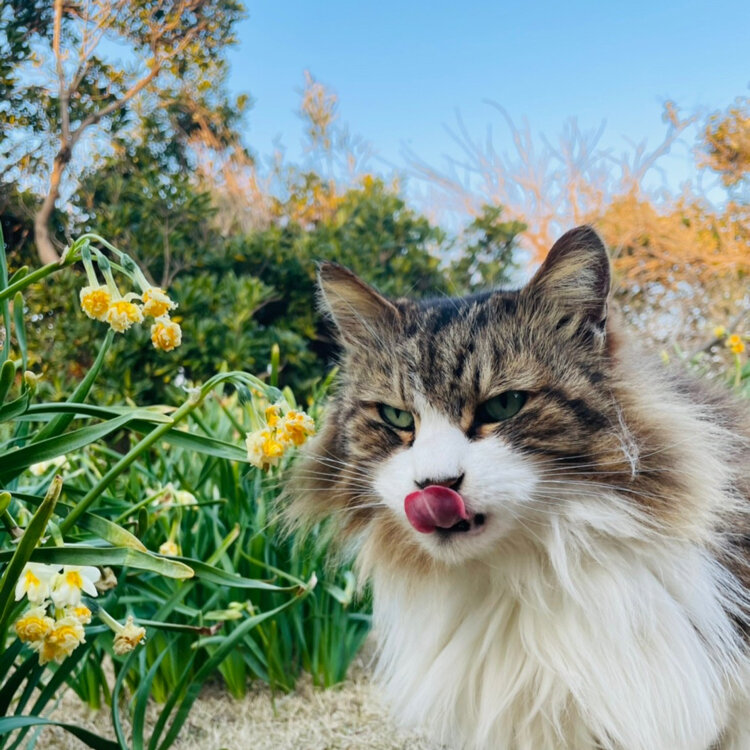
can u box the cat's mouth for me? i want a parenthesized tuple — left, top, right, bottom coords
(404, 486, 486, 536)
(435, 512, 486, 536)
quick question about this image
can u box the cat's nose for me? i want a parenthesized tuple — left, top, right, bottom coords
(415, 474, 464, 492)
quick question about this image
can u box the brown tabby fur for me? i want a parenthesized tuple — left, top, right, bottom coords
(287, 227, 750, 594)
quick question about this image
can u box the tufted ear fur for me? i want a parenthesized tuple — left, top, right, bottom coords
(524, 225, 611, 333)
(317, 263, 400, 348)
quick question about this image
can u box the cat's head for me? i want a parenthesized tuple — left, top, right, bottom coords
(289, 226, 649, 569)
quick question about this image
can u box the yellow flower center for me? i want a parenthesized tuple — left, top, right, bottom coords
(50, 624, 78, 643)
(150, 319, 182, 352)
(65, 570, 84, 588)
(15, 613, 52, 642)
(80, 289, 111, 321)
(142, 288, 175, 318)
(73, 605, 92, 624)
(265, 404, 280, 427)
(25, 569, 40, 588)
(106, 300, 143, 332)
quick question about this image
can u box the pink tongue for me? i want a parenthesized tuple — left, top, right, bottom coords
(404, 485, 468, 534)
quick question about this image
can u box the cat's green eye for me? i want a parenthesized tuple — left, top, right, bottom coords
(378, 404, 415, 430)
(477, 391, 527, 423)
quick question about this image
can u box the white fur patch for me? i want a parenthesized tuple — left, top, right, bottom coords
(371, 517, 747, 750)
(365, 394, 750, 749)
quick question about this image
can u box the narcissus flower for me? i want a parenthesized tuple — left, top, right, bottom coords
(159, 540, 179, 556)
(113, 616, 146, 655)
(106, 299, 143, 333)
(265, 403, 281, 428)
(727, 334, 745, 354)
(142, 287, 177, 318)
(14, 606, 55, 643)
(50, 565, 100, 608)
(150, 317, 182, 351)
(79, 285, 111, 321)
(15, 563, 60, 605)
(246, 428, 285, 470)
(277, 410, 316, 447)
(67, 604, 92, 625)
(28, 455, 67, 477)
(34, 616, 85, 665)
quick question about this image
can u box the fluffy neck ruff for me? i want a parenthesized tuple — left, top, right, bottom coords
(364, 505, 748, 750)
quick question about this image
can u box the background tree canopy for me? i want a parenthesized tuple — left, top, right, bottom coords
(1, 0, 747, 404)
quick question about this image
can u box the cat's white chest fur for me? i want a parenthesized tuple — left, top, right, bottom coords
(370, 530, 749, 750)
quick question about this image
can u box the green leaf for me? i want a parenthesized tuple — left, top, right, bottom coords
(143, 428, 248, 462)
(24, 402, 171, 423)
(0, 411, 139, 481)
(0, 392, 30, 423)
(32, 329, 115, 443)
(150, 597, 305, 750)
(0, 717, 118, 750)
(0, 360, 16, 406)
(12, 292, 26, 372)
(0, 545, 194, 580)
(177, 557, 299, 592)
(0, 227, 9, 362)
(11, 491, 146, 552)
(0, 476, 61, 643)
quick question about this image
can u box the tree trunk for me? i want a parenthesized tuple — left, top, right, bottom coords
(33, 151, 69, 265)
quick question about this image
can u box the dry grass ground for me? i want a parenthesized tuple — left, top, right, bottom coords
(33, 657, 436, 750)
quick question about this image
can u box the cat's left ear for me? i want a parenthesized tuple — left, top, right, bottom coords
(524, 225, 610, 332)
(317, 263, 400, 349)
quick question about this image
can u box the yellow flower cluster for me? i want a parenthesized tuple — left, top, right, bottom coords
(78, 249, 182, 352)
(13, 563, 99, 664)
(245, 404, 316, 470)
(112, 615, 146, 656)
(726, 333, 745, 355)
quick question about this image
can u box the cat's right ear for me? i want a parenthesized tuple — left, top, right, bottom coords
(317, 263, 399, 348)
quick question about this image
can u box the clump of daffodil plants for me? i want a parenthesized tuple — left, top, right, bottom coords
(0, 230, 366, 750)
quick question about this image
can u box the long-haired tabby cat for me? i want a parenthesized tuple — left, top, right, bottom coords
(288, 226, 750, 750)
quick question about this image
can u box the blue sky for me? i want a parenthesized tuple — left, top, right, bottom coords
(229, 1, 748, 195)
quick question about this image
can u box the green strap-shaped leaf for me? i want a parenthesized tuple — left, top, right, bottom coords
(174, 557, 298, 592)
(24, 405, 244, 461)
(151, 429, 248, 462)
(11, 491, 146, 552)
(0, 412, 142, 481)
(0, 544, 193, 580)
(32, 329, 115, 443)
(12, 292, 26, 372)
(0, 227, 9, 362)
(149, 597, 306, 750)
(0, 360, 16, 407)
(0, 392, 30, 423)
(0, 476, 61, 642)
(0, 717, 118, 749)
(24, 402, 171, 422)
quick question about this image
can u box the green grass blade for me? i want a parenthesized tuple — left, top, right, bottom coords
(0, 717, 118, 750)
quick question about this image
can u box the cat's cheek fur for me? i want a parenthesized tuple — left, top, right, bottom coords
(372, 403, 540, 563)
